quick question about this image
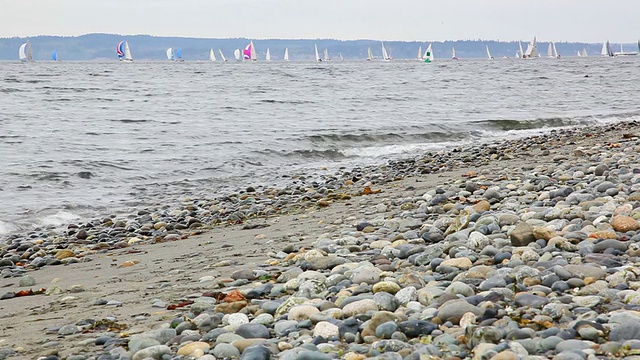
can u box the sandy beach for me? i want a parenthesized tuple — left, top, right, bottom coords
(3, 121, 640, 360)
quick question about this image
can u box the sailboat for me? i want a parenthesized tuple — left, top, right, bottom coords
(417, 46, 423, 60)
(339, 53, 344, 61)
(52, 50, 59, 62)
(423, 44, 434, 63)
(314, 44, 322, 62)
(381, 41, 392, 61)
(166, 48, 174, 61)
(552, 42, 560, 58)
(523, 37, 539, 58)
(19, 41, 33, 62)
(324, 49, 331, 61)
(601, 41, 615, 57)
(284, 48, 290, 61)
(219, 49, 228, 62)
(243, 41, 257, 61)
(547, 43, 554, 58)
(367, 47, 374, 61)
(265, 48, 271, 61)
(209, 49, 216, 61)
(518, 41, 524, 59)
(486, 45, 494, 60)
(234, 49, 241, 61)
(614, 43, 639, 56)
(117, 41, 133, 62)
(581, 48, 588, 57)
(451, 47, 458, 60)
(175, 49, 184, 62)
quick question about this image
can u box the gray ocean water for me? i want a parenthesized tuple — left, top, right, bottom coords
(1, 57, 639, 236)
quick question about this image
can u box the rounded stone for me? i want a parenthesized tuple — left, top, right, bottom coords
(288, 305, 320, 321)
(313, 321, 339, 338)
(372, 281, 401, 294)
(176, 342, 211, 356)
(236, 323, 270, 339)
(213, 343, 241, 358)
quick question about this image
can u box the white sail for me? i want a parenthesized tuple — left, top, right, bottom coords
(209, 49, 216, 61)
(552, 42, 559, 58)
(367, 47, 374, 61)
(524, 37, 538, 58)
(124, 41, 133, 61)
(381, 41, 391, 61)
(601, 41, 608, 56)
(547, 43, 553, 58)
(339, 53, 344, 61)
(19, 43, 27, 61)
(324, 48, 330, 61)
(265, 48, 271, 61)
(250, 41, 257, 61)
(166, 48, 173, 60)
(518, 41, 524, 58)
(315, 44, 321, 62)
(486, 45, 493, 60)
(451, 47, 457, 59)
(284, 48, 289, 61)
(418, 46, 422, 60)
(234, 48, 241, 61)
(581, 48, 588, 57)
(219, 49, 227, 62)
(577, 51, 581, 57)
(426, 44, 434, 62)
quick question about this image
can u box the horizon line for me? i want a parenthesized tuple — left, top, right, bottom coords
(2, 33, 637, 44)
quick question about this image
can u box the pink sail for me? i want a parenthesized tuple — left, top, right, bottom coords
(243, 43, 252, 60)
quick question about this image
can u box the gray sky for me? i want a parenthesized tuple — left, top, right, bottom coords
(2, 0, 639, 42)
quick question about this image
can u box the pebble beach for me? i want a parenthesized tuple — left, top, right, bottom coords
(4, 121, 640, 360)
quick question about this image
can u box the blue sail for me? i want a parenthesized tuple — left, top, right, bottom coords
(52, 50, 58, 61)
(176, 49, 182, 60)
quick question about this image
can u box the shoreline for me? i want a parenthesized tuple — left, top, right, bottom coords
(2, 121, 640, 359)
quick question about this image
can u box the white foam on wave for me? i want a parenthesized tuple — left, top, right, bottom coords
(341, 142, 452, 159)
(39, 211, 81, 227)
(0, 220, 18, 235)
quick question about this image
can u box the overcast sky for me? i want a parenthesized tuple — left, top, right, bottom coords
(2, 0, 639, 42)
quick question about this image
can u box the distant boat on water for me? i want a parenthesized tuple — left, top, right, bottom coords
(367, 47, 374, 61)
(614, 42, 639, 56)
(265, 48, 271, 61)
(117, 41, 133, 62)
(234, 48, 241, 61)
(381, 41, 392, 61)
(314, 44, 322, 62)
(175, 49, 184, 62)
(324, 48, 331, 61)
(209, 49, 216, 61)
(581, 48, 588, 57)
(284, 48, 290, 61)
(547, 42, 560, 59)
(339, 53, 344, 61)
(218, 49, 228, 62)
(243, 41, 257, 61)
(518, 41, 524, 59)
(417, 46, 423, 60)
(486, 45, 494, 60)
(166, 47, 174, 61)
(424, 44, 433, 63)
(451, 47, 458, 60)
(19, 41, 33, 62)
(52, 49, 59, 61)
(601, 40, 615, 57)
(523, 37, 539, 58)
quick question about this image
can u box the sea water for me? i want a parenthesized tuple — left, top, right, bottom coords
(1, 57, 639, 237)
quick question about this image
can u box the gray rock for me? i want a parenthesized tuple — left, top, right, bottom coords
(373, 292, 399, 312)
(18, 275, 36, 287)
(610, 322, 640, 342)
(213, 343, 241, 358)
(514, 293, 549, 308)
(236, 323, 270, 339)
(555, 339, 592, 353)
(241, 345, 271, 360)
(58, 324, 79, 335)
(437, 299, 482, 325)
(375, 321, 398, 339)
(128, 336, 160, 355)
(131, 345, 171, 360)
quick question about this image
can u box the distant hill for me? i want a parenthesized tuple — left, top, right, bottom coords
(0, 33, 636, 61)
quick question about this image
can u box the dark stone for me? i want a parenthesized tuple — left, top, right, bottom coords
(241, 345, 271, 360)
(398, 320, 437, 338)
